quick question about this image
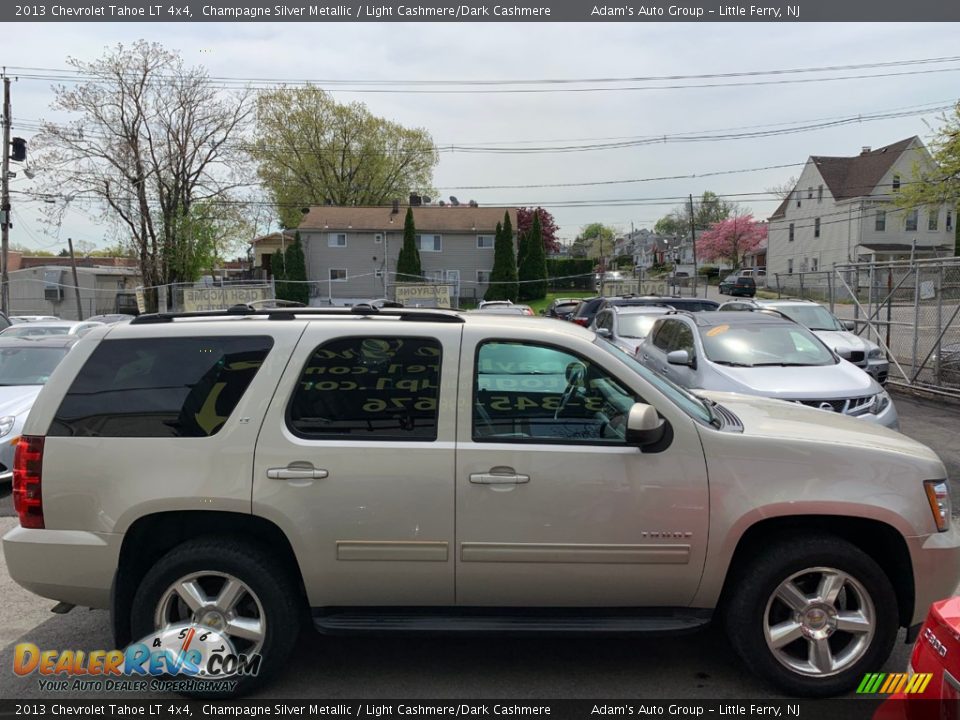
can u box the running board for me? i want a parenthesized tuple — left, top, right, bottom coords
(312, 608, 711, 635)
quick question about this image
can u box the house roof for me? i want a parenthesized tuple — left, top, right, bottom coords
(770, 137, 919, 220)
(298, 205, 518, 234)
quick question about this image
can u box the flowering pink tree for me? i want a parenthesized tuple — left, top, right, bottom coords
(696, 214, 767, 269)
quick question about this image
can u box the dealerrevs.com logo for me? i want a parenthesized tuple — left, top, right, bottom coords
(13, 623, 261, 693)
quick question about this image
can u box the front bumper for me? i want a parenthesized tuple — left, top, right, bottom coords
(2, 525, 121, 609)
(867, 357, 890, 385)
(908, 522, 960, 627)
(855, 396, 900, 430)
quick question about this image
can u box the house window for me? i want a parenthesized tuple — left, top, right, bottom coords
(477, 270, 491, 284)
(807, 187, 813, 200)
(892, 174, 901, 193)
(374, 233, 383, 244)
(425, 270, 443, 282)
(948, 211, 954, 231)
(875, 210, 886, 232)
(476, 235, 495, 249)
(811, 257, 819, 272)
(329, 268, 348, 282)
(796, 192, 801, 209)
(928, 210, 939, 231)
(789, 223, 795, 242)
(787, 259, 794, 274)
(375, 269, 384, 279)
(328, 233, 347, 248)
(416, 234, 442, 252)
(817, 185, 823, 202)
(905, 209, 918, 232)
(814, 218, 821, 238)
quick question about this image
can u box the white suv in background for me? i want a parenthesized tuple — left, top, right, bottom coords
(719, 298, 889, 384)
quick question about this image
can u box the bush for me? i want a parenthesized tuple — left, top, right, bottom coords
(545, 258, 594, 290)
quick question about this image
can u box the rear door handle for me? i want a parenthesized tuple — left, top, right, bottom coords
(469, 468, 530, 485)
(267, 467, 329, 480)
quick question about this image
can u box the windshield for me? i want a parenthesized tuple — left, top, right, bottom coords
(617, 314, 662, 339)
(771, 305, 844, 331)
(2, 325, 70, 337)
(0, 346, 69, 385)
(595, 337, 714, 425)
(702, 322, 836, 367)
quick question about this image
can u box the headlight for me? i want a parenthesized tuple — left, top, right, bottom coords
(869, 391, 890, 415)
(924, 480, 952, 532)
(868, 347, 884, 359)
(0, 416, 15, 438)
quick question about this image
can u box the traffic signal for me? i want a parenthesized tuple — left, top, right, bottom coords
(10, 137, 26, 162)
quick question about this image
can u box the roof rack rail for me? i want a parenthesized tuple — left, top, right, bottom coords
(131, 306, 465, 325)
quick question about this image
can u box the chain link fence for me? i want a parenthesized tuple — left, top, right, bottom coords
(772, 258, 960, 397)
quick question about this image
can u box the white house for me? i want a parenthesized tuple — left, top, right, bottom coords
(767, 137, 954, 280)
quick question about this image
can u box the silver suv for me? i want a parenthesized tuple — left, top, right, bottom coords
(4, 307, 957, 697)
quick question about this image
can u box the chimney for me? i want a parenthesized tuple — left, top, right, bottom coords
(391, 199, 399, 214)
(861, 146, 872, 155)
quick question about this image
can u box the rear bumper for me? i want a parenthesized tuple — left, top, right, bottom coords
(2, 525, 121, 609)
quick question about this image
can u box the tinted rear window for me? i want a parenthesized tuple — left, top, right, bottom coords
(50, 336, 273, 438)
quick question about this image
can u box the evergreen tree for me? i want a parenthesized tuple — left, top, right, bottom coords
(518, 210, 548, 300)
(271, 247, 287, 301)
(396, 207, 422, 283)
(283, 231, 309, 305)
(484, 216, 518, 301)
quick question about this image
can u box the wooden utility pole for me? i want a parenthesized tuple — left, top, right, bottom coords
(1, 77, 10, 315)
(688, 194, 699, 298)
(67, 237, 84, 320)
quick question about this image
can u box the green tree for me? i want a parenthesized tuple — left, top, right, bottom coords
(396, 207, 422, 283)
(575, 223, 616, 259)
(654, 191, 736, 236)
(250, 86, 439, 229)
(896, 105, 960, 256)
(518, 211, 547, 301)
(281, 231, 309, 305)
(485, 214, 519, 302)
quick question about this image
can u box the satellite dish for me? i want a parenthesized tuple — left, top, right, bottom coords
(449, 196, 460, 206)
(468, 199, 478, 207)
(422, 196, 432, 204)
(439, 200, 446, 207)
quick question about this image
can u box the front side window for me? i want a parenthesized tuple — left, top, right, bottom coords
(476, 235, 495, 249)
(473, 341, 637, 444)
(416, 234, 442, 252)
(875, 210, 886, 232)
(328, 233, 347, 248)
(50, 337, 273, 438)
(906, 209, 918, 232)
(289, 336, 441, 441)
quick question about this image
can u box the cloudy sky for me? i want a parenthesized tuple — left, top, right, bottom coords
(4, 21, 959, 252)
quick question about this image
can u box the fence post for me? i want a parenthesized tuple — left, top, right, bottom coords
(911, 262, 921, 383)
(935, 263, 943, 385)
(886, 269, 892, 353)
(827, 271, 834, 313)
(799, 273, 804, 299)
(868, 262, 875, 327)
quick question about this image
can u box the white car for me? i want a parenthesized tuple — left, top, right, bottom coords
(0, 320, 105, 339)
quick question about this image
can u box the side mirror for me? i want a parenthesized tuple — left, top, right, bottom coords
(595, 327, 612, 338)
(667, 349, 694, 367)
(625, 403, 666, 447)
(843, 320, 856, 331)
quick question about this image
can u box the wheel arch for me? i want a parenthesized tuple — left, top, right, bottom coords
(716, 515, 915, 629)
(112, 510, 306, 647)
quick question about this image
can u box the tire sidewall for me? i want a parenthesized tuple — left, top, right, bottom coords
(130, 540, 299, 696)
(726, 537, 899, 697)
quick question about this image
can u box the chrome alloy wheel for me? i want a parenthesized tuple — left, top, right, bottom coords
(763, 566, 875, 677)
(154, 571, 266, 656)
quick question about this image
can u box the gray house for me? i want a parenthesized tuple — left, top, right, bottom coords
(295, 203, 519, 305)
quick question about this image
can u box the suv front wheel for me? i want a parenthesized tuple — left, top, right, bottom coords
(130, 538, 302, 696)
(724, 534, 898, 697)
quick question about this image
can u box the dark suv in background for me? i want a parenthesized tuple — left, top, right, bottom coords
(719, 275, 757, 297)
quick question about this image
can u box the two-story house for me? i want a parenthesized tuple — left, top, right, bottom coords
(294, 202, 518, 305)
(767, 137, 954, 280)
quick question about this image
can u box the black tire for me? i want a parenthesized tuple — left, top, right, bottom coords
(131, 537, 302, 697)
(723, 534, 898, 697)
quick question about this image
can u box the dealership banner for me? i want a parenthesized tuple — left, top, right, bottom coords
(3, 0, 960, 22)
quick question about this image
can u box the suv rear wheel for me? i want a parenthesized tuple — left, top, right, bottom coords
(130, 538, 301, 696)
(724, 534, 898, 697)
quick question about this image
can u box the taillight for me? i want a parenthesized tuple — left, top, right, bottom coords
(12, 436, 44, 529)
(573, 317, 589, 327)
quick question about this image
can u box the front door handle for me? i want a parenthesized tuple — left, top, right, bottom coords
(469, 467, 530, 485)
(267, 466, 329, 480)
